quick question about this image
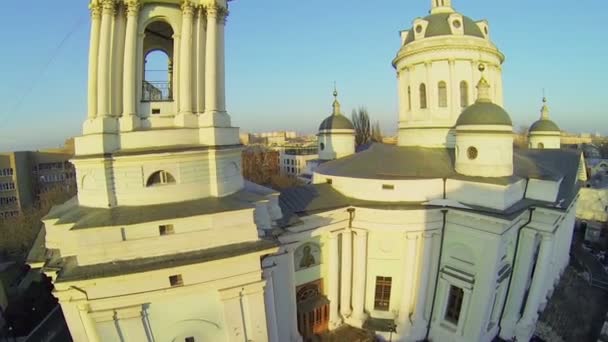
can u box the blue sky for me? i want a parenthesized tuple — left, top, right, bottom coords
(0, 0, 606, 151)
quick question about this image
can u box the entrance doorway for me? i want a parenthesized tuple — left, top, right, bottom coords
(296, 280, 330, 340)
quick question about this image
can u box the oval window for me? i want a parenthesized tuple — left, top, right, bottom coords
(467, 147, 478, 160)
(320, 142, 325, 151)
(416, 25, 423, 33)
(452, 20, 461, 29)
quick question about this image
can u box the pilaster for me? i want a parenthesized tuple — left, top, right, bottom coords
(340, 229, 353, 318)
(328, 233, 342, 329)
(350, 229, 368, 326)
(410, 232, 433, 339)
(396, 232, 419, 340)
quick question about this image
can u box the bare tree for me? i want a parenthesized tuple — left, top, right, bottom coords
(351, 107, 371, 147)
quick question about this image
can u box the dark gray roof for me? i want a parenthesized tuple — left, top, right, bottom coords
(319, 114, 354, 131)
(404, 13, 485, 45)
(55, 240, 278, 282)
(456, 101, 512, 126)
(529, 119, 560, 132)
(280, 144, 582, 222)
(45, 189, 267, 229)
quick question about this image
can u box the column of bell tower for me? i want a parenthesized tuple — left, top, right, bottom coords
(75, 0, 242, 208)
(81, 0, 236, 155)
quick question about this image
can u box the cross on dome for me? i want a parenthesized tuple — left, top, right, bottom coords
(332, 85, 342, 116)
(540, 97, 550, 120)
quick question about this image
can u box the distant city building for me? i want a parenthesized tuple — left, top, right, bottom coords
(0, 143, 75, 220)
(280, 147, 318, 178)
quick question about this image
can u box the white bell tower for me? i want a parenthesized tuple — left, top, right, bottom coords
(76, 0, 243, 208)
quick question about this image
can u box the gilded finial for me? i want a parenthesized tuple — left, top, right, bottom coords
(332, 83, 341, 116)
(476, 63, 491, 102)
(333, 82, 338, 98)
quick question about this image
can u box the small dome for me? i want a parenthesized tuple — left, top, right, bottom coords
(529, 119, 560, 133)
(529, 97, 560, 133)
(404, 13, 485, 46)
(318, 88, 355, 131)
(319, 114, 354, 131)
(456, 102, 512, 126)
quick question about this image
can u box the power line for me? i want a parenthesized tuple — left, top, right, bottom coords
(0, 14, 88, 128)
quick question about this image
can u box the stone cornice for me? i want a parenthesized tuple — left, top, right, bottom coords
(393, 41, 504, 67)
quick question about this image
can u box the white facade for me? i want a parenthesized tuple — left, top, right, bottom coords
(279, 149, 318, 177)
(34, 1, 581, 342)
(393, 2, 504, 148)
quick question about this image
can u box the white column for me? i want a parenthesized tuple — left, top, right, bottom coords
(115, 306, 149, 342)
(221, 292, 248, 342)
(204, 5, 219, 114)
(499, 229, 537, 340)
(263, 269, 280, 342)
(178, 1, 194, 116)
(448, 59, 457, 119)
(217, 12, 226, 112)
(87, 3, 102, 119)
(397, 233, 418, 337)
(516, 234, 554, 339)
(122, 0, 139, 117)
(351, 230, 368, 325)
(411, 232, 433, 338)
(425, 62, 434, 114)
(195, 6, 206, 113)
(340, 230, 353, 317)
(77, 304, 101, 342)
(243, 283, 270, 342)
(97, 0, 115, 117)
(112, 6, 126, 117)
(328, 233, 341, 328)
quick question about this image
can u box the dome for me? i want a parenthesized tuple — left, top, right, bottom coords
(529, 119, 560, 133)
(404, 13, 485, 46)
(319, 114, 354, 131)
(456, 101, 512, 126)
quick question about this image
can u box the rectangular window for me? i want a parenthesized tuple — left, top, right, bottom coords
(185, 338, 195, 342)
(445, 285, 464, 324)
(152, 108, 161, 114)
(374, 276, 392, 311)
(382, 184, 395, 190)
(159, 224, 175, 236)
(326, 178, 332, 184)
(169, 274, 183, 287)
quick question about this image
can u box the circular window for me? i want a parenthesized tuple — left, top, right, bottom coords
(320, 142, 325, 151)
(416, 25, 423, 33)
(467, 147, 478, 160)
(452, 20, 461, 29)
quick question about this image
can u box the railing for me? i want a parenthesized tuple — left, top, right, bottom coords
(142, 81, 173, 102)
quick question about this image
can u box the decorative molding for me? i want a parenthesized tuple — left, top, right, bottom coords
(125, 0, 140, 17)
(101, 0, 116, 15)
(181, 0, 195, 16)
(206, 4, 229, 22)
(89, 2, 102, 18)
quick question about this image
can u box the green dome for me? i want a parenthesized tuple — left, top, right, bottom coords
(404, 13, 485, 45)
(456, 101, 512, 126)
(530, 119, 560, 133)
(319, 114, 354, 131)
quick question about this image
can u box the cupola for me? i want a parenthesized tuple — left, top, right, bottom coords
(455, 64, 513, 177)
(528, 97, 561, 149)
(318, 88, 355, 161)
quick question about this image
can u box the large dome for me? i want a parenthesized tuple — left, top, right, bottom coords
(404, 12, 485, 46)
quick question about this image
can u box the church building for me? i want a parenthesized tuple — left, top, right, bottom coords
(31, 0, 584, 342)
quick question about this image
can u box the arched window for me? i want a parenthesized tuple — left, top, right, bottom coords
(537, 142, 544, 149)
(419, 83, 427, 109)
(460, 81, 469, 108)
(438, 81, 448, 108)
(407, 86, 412, 111)
(142, 21, 175, 102)
(146, 171, 176, 187)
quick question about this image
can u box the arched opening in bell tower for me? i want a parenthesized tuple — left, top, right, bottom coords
(142, 21, 175, 103)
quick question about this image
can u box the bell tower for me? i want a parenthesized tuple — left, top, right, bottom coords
(76, 0, 242, 208)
